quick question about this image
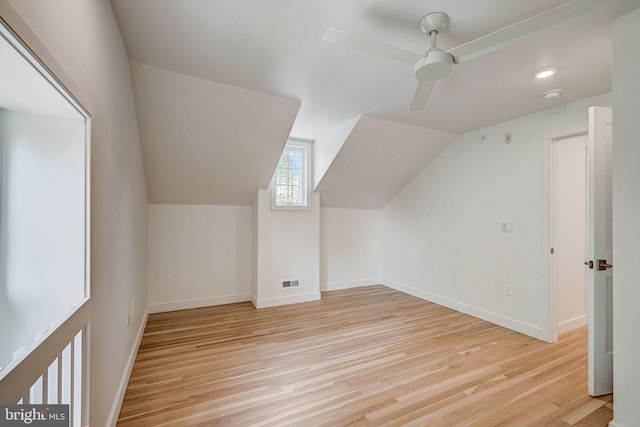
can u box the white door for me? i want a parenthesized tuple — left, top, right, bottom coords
(587, 106, 613, 397)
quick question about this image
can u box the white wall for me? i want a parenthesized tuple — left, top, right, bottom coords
(147, 205, 379, 307)
(253, 189, 320, 307)
(320, 208, 381, 290)
(381, 93, 611, 341)
(0, 111, 86, 366)
(611, 8, 640, 427)
(147, 204, 252, 312)
(553, 135, 588, 333)
(0, 1, 148, 425)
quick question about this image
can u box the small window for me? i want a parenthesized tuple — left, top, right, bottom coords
(271, 139, 312, 209)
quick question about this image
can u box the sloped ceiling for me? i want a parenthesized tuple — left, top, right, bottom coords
(130, 62, 300, 205)
(315, 116, 454, 209)
(111, 0, 640, 208)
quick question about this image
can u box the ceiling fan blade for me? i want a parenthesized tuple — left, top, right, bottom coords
(449, 0, 595, 64)
(323, 27, 422, 64)
(410, 80, 435, 111)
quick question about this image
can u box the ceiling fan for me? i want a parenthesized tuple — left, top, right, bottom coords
(322, 0, 595, 110)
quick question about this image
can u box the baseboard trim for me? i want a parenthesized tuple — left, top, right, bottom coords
(558, 314, 588, 334)
(320, 279, 381, 292)
(107, 306, 149, 427)
(148, 293, 251, 314)
(253, 291, 321, 309)
(381, 279, 547, 341)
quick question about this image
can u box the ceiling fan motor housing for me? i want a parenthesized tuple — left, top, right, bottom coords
(414, 50, 453, 81)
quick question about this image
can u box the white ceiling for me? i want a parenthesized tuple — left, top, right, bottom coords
(110, 0, 638, 208)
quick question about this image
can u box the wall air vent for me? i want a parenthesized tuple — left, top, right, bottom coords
(282, 280, 299, 288)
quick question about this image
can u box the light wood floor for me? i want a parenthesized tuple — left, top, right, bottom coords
(117, 285, 613, 426)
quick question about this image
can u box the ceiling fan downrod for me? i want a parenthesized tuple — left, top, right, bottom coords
(414, 12, 453, 81)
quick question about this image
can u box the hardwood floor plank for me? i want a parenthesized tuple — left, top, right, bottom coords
(117, 285, 612, 426)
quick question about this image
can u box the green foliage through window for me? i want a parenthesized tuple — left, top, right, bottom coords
(272, 141, 310, 208)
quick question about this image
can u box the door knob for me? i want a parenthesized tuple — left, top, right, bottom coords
(597, 259, 613, 271)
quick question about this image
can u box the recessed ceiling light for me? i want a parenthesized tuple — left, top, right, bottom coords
(535, 68, 557, 79)
(543, 89, 562, 99)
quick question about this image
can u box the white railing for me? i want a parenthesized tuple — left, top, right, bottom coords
(0, 299, 91, 427)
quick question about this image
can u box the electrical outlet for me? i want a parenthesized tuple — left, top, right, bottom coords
(501, 221, 513, 233)
(215, 268, 223, 278)
(505, 283, 513, 296)
(126, 307, 131, 327)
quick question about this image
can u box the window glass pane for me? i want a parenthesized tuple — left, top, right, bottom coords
(289, 170, 299, 186)
(290, 185, 300, 201)
(272, 140, 310, 207)
(276, 169, 288, 185)
(288, 151, 300, 169)
(276, 185, 288, 202)
(278, 153, 288, 168)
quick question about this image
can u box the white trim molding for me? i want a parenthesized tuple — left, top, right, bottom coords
(381, 279, 548, 342)
(320, 279, 382, 292)
(558, 314, 588, 334)
(148, 293, 251, 314)
(253, 292, 321, 309)
(107, 307, 149, 427)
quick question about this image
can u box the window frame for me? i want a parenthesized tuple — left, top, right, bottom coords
(271, 139, 312, 210)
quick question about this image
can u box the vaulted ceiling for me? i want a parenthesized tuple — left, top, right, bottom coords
(110, 0, 638, 209)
